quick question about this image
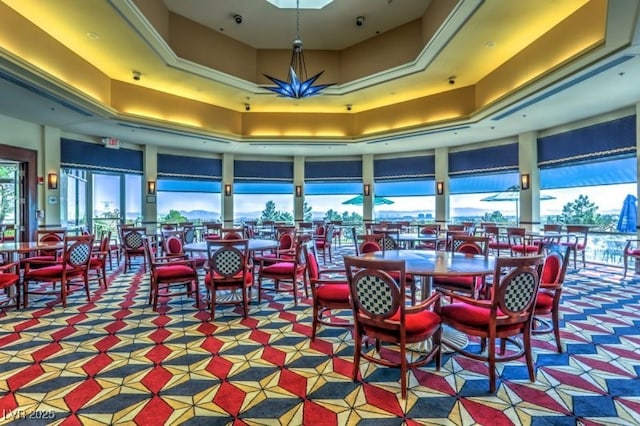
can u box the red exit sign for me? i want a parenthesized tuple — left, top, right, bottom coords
(102, 137, 120, 149)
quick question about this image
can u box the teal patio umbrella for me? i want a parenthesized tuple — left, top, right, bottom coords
(342, 195, 394, 206)
(480, 185, 555, 223)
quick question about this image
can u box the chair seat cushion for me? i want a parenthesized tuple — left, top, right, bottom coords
(441, 302, 522, 332)
(89, 258, 104, 268)
(205, 271, 253, 286)
(316, 283, 350, 302)
(488, 241, 510, 249)
(315, 241, 328, 248)
(434, 275, 481, 291)
(205, 235, 221, 240)
(0, 273, 19, 288)
(628, 249, 640, 255)
(156, 264, 196, 279)
(535, 291, 554, 312)
(389, 309, 440, 336)
(25, 264, 80, 279)
(22, 255, 57, 264)
(511, 244, 540, 253)
(387, 271, 415, 283)
(261, 262, 300, 275)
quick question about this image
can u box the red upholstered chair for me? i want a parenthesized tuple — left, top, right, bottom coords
(22, 234, 95, 308)
(0, 261, 20, 310)
(507, 227, 540, 256)
(484, 225, 510, 256)
(203, 222, 222, 241)
(344, 255, 442, 399)
(303, 244, 351, 341)
(439, 254, 544, 393)
(433, 235, 490, 299)
(89, 231, 111, 289)
(258, 235, 309, 306)
(205, 239, 253, 319)
(163, 230, 206, 268)
(415, 225, 440, 250)
(330, 220, 343, 246)
(447, 224, 465, 232)
(142, 237, 199, 311)
(120, 227, 148, 273)
(533, 244, 571, 352)
(561, 225, 589, 269)
(21, 228, 67, 266)
(623, 239, 640, 279)
(222, 228, 245, 240)
(313, 224, 335, 264)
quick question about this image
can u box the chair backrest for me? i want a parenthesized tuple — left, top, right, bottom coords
(419, 224, 440, 236)
(162, 230, 185, 255)
(98, 230, 111, 253)
(543, 224, 563, 232)
(506, 227, 526, 244)
(379, 229, 399, 250)
(203, 222, 222, 238)
(490, 255, 544, 325)
(206, 239, 249, 279)
(565, 225, 589, 246)
(121, 227, 146, 250)
(447, 224, 465, 231)
(221, 228, 245, 240)
(344, 256, 406, 329)
(449, 235, 489, 256)
(277, 231, 295, 251)
(275, 226, 296, 238)
(62, 234, 94, 270)
(302, 243, 320, 281)
(36, 229, 67, 255)
(359, 239, 382, 254)
(539, 244, 571, 287)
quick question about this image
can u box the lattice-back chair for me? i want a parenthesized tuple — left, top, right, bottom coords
(533, 244, 571, 352)
(303, 244, 352, 340)
(344, 256, 442, 399)
(379, 229, 399, 251)
(258, 235, 310, 306)
(22, 234, 95, 308)
(142, 236, 199, 312)
(120, 227, 148, 273)
(205, 239, 252, 319)
(433, 235, 490, 299)
(439, 254, 544, 392)
(561, 225, 589, 269)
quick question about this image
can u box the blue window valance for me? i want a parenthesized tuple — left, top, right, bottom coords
(538, 115, 636, 167)
(374, 155, 435, 181)
(61, 138, 142, 174)
(158, 154, 221, 180)
(305, 160, 362, 182)
(449, 144, 518, 176)
(234, 160, 293, 182)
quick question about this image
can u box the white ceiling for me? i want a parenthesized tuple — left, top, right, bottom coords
(0, 1, 639, 157)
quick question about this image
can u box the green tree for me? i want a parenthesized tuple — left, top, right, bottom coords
(163, 209, 187, 223)
(303, 201, 313, 221)
(260, 201, 294, 223)
(0, 166, 17, 223)
(481, 210, 506, 223)
(560, 194, 599, 225)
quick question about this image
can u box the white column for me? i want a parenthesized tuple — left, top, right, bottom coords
(362, 154, 374, 222)
(143, 144, 157, 223)
(222, 153, 234, 226)
(435, 147, 449, 227)
(518, 131, 539, 231)
(294, 156, 304, 223)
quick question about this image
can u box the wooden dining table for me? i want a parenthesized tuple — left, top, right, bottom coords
(359, 249, 496, 351)
(183, 238, 280, 253)
(0, 241, 65, 262)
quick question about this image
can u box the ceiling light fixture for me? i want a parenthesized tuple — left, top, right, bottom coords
(263, 0, 333, 99)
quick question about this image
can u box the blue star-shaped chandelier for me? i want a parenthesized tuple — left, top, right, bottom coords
(263, 1, 333, 98)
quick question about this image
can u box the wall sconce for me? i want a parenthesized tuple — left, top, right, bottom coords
(295, 185, 302, 197)
(147, 180, 156, 194)
(224, 183, 232, 196)
(436, 181, 444, 195)
(47, 173, 58, 190)
(363, 184, 371, 196)
(520, 173, 530, 190)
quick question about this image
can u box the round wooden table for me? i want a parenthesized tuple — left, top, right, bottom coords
(359, 249, 496, 351)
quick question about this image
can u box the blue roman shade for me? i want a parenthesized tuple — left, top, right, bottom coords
(450, 172, 519, 194)
(234, 160, 293, 182)
(449, 144, 519, 176)
(61, 138, 142, 174)
(305, 160, 362, 182)
(538, 115, 636, 167)
(541, 156, 637, 189)
(157, 154, 221, 180)
(374, 155, 435, 181)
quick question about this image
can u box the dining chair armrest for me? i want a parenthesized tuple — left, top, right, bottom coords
(154, 258, 196, 268)
(437, 288, 492, 308)
(310, 278, 348, 287)
(407, 291, 440, 314)
(317, 267, 347, 277)
(154, 254, 189, 263)
(259, 256, 295, 267)
(0, 261, 19, 273)
(539, 282, 562, 290)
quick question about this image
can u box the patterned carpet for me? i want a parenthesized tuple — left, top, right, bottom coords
(1, 244, 640, 425)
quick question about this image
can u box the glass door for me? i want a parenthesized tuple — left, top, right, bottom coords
(89, 172, 141, 236)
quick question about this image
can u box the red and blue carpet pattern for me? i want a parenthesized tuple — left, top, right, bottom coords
(1, 247, 640, 425)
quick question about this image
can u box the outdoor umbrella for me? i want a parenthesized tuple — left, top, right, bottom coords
(616, 194, 637, 233)
(342, 195, 394, 206)
(480, 185, 556, 223)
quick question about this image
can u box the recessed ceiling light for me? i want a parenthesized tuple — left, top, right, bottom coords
(86, 32, 100, 40)
(484, 41, 496, 48)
